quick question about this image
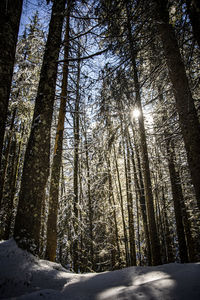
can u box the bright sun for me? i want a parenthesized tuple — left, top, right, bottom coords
(132, 108, 141, 119)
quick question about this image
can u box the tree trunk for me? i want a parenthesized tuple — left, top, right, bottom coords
(106, 154, 121, 269)
(156, 145, 175, 263)
(72, 43, 81, 273)
(161, 186, 174, 263)
(1, 135, 17, 240)
(107, 158, 116, 270)
(45, 3, 71, 261)
(84, 125, 94, 270)
(153, 0, 200, 210)
(0, 0, 23, 175)
(125, 2, 161, 265)
(176, 168, 197, 262)
(39, 194, 46, 258)
(113, 144, 129, 266)
(132, 53, 161, 267)
(0, 107, 17, 208)
(129, 127, 152, 265)
(152, 169, 168, 263)
(111, 192, 121, 268)
(104, 103, 122, 268)
(122, 128, 136, 266)
(157, 85, 189, 262)
(14, 0, 66, 255)
(166, 140, 189, 263)
(128, 131, 143, 265)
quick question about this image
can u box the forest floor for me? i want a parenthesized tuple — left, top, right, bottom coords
(0, 239, 200, 299)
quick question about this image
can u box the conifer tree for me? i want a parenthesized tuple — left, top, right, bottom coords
(14, 0, 66, 254)
(150, 0, 200, 210)
(0, 0, 23, 205)
(0, 12, 45, 239)
(46, 0, 72, 262)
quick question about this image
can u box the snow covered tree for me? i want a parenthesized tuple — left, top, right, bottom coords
(149, 0, 200, 210)
(0, 0, 23, 206)
(14, 0, 66, 254)
(0, 12, 45, 240)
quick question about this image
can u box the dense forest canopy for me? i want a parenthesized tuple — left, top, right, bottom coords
(0, 0, 200, 273)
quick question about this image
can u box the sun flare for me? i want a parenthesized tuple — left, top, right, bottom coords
(132, 108, 141, 119)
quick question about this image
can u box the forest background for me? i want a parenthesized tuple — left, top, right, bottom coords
(0, 0, 200, 273)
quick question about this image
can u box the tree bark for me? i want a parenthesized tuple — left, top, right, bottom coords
(122, 126, 136, 266)
(166, 140, 189, 263)
(84, 124, 94, 270)
(0, 107, 16, 208)
(106, 156, 117, 269)
(177, 171, 197, 262)
(129, 127, 152, 265)
(113, 144, 129, 266)
(0, 0, 23, 176)
(161, 186, 175, 263)
(45, 3, 71, 261)
(152, 0, 200, 210)
(126, 146, 137, 266)
(14, 0, 66, 254)
(1, 135, 17, 240)
(107, 149, 121, 268)
(132, 49, 161, 268)
(125, 1, 161, 265)
(72, 43, 81, 273)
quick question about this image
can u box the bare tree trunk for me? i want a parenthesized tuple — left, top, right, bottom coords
(107, 159, 116, 270)
(1, 135, 17, 239)
(111, 192, 121, 267)
(14, 0, 66, 255)
(4, 128, 24, 238)
(113, 144, 129, 266)
(175, 168, 198, 262)
(79, 162, 84, 272)
(106, 154, 121, 269)
(166, 140, 189, 263)
(161, 185, 175, 263)
(0, 107, 17, 208)
(135, 190, 141, 265)
(102, 91, 122, 269)
(122, 128, 136, 266)
(72, 43, 81, 273)
(39, 194, 46, 258)
(157, 86, 190, 262)
(156, 145, 175, 263)
(129, 128, 152, 265)
(45, 3, 71, 261)
(153, 0, 200, 210)
(132, 62, 161, 266)
(84, 125, 94, 270)
(0, 0, 23, 175)
(152, 169, 167, 263)
(125, 2, 161, 265)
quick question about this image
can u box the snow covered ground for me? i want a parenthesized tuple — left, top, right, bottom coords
(0, 239, 200, 299)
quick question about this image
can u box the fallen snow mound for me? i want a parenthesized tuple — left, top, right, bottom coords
(0, 239, 200, 299)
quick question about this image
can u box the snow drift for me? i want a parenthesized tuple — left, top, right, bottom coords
(0, 239, 200, 299)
